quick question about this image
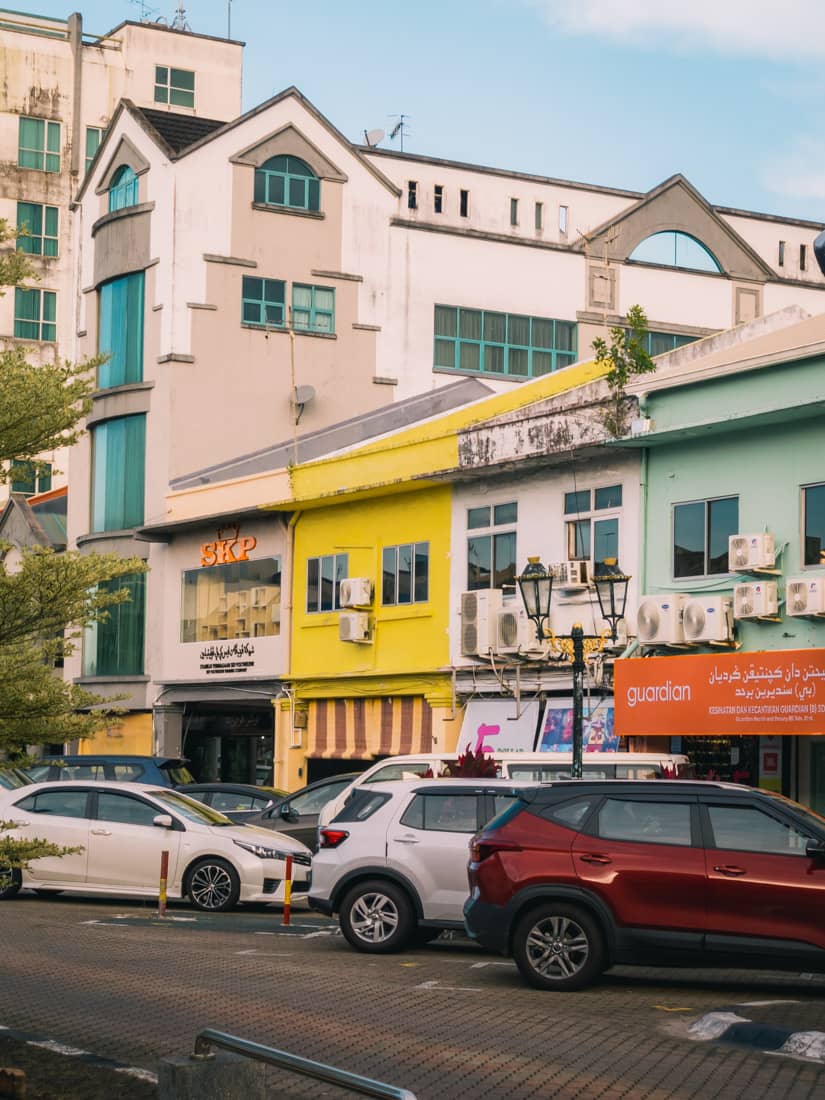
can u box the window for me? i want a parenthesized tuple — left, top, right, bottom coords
(558, 205, 568, 235)
(673, 496, 738, 577)
(16, 790, 88, 818)
(535, 202, 543, 231)
(91, 415, 145, 531)
(382, 543, 429, 605)
(564, 484, 622, 569)
(434, 185, 444, 214)
(434, 305, 577, 378)
(306, 553, 348, 613)
(467, 501, 517, 591)
(800, 244, 808, 272)
(707, 804, 810, 855)
(154, 65, 195, 108)
(181, 558, 281, 642)
(408, 181, 418, 210)
(510, 198, 519, 226)
(18, 117, 60, 172)
(108, 165, 139, 212)
(778, 240, 786, 267)
(10, 460, 52, 497)
(254, 155, 320, 212)
(292, 284, 335, 334)
(16, 202, 58, 257)
(85, 126, 104, 173)
(803, 483, 825, 566)
(241, 276, 285, 328)
(14, 288, 56, 342)
(400, 793, 479, 833)
(83, 572, 146, 676)
(98, 272, 144, 387)
(598, 797, 693, 846)
(536, 796, 596, 827)
(639, 331, 699, 356)
(96, 792, 158, 826)
(460, 189, 469, 217)
(629, 231, 722, 273)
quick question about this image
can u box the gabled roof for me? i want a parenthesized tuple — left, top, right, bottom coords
(0, 488, 67, 552)
(134, 107, 227, 154)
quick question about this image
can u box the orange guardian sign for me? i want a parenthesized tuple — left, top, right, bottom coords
(613, 649, 825, 737)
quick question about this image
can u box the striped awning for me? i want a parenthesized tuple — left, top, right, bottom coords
(308, 697, 433, 759)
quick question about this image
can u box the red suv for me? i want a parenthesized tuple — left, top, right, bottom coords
(464, 780, 825, 991)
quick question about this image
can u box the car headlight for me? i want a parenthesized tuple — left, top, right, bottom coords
(233, 839, 311, 865)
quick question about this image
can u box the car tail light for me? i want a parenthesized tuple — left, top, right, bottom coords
(319, 827, 350, 849)
(470, 838, 522, 863)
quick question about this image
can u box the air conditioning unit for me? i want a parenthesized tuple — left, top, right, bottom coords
(733, 581, 778, 619)
(340, 577, 373, 608)
(494, 605, 543, 655)
(786, 576, 825, 617)
(460, 589, 503, 657)
(636, 594, 688, 644)
(729, 533, 775, 571)
(339, 611, 371, 643)
(551, 560, 589, 589)
(682, 596, 733, 643)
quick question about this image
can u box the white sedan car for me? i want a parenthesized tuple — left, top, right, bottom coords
(0, 780, 311, 912)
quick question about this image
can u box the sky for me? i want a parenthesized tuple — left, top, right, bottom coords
(18, 0, 825, 222)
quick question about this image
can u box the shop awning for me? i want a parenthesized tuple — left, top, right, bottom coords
(308, 697, 434, 759)
(155, 681, 282, 705)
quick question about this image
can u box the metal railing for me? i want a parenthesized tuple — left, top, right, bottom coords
(192, 1028, 418, 1100)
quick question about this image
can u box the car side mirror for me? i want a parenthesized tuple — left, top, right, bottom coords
(806, 837, 825, 859)
(153, 813, 174, 829)
(280, 804, 299, 822)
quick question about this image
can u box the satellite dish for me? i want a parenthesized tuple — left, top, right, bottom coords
(363, 129, 385, 147)
(294, 385, 316, 407)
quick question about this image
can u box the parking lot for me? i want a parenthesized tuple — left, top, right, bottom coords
(3, 893, 825, 1099)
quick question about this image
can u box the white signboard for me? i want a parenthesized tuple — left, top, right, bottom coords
(458, 700, 541, 754)
(176, 635, 281, 681)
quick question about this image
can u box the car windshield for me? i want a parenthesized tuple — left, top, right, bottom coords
(150, 789, 234, 825)
(762, 790, 825, 833)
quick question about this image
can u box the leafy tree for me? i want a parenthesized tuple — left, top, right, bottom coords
(0, 217, 147, 864)
(592, 304, 657, 437)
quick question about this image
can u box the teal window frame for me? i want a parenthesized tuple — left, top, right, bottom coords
(14, 288, 56, 342)
(108, 165, 139, 212)
(85, 126, 104, 174)
(242, 276, 286, 327)
(91, 415, 146, 532)
(98, 273, 144, 388)
(83, 572, 146, 676)
(154, 65, 195, 108)
(306, 554, 348, 613)
(18, 117, 60, 173)
(292, 284, 335, 334)
(434, 305, 577, 379)
(628, 231, 722, 273)
(467, 502, 518, 591)
(254, 155, 320, 212)
(382, 543, 429, 605)
(16, 202, 58, 257)
(10, 460, 51, 496)
(639, 331, 698, 356)
(564, 484, 622, 568)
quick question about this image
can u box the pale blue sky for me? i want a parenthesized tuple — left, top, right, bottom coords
(18, 0, 825, 222)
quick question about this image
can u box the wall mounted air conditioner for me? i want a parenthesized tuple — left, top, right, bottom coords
(494, 605, 543, 655)
(551, 560, 589, 589)
(340, 577, 373, 608)
(460, 589, 503, 657)
(636, 594, 688, 645)
(786, 576, 825, 617)
(733, 581, 778, 620)
(339, 611, 371, 643)
(729, 532, 775, 571)
(682, 596, 733, 643)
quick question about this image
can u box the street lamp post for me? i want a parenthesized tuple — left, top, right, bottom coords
(517, 557, 631, 779)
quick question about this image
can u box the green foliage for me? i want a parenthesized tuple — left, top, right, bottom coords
(0, 821, 82, 869)
(592, 304, 657, 437)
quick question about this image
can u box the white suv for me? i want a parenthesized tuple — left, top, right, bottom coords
(308, 778, 528, 953)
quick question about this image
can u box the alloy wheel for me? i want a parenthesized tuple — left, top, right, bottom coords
(189, 862, 234, 910)
(349, 890, 400, 944)
(524, 914, 590, 981)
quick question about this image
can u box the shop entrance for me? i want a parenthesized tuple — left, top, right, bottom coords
(182, 705, 274, 785)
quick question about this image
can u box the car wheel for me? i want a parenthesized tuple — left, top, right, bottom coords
(0, 867, 22, 901)
(339, 879, 414, 953)
(186, 858, 241, 912)
(512, 903, 605, 991)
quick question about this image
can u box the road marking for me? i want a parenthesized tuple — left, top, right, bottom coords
(235, 949, 292, 957)
(653, 1005, 693, 1012)
(470, 961, 513, 969)
(115, 1066, 159, 1083)
(29, 1040, 89, 1056)
(737, 1000, 800, 1007)
(414, 979, 483, 993)
(689, 1012, 751, 1040)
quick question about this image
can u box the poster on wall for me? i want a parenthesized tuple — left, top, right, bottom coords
(537, 698, 617, 753)
(459, 700, 541, 754)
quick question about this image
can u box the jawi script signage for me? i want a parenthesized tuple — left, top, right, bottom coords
(614, 649, 825, 736)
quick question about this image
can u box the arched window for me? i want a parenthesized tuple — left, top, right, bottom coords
(254, 155, 320, 212)
(628, 231, 722, 274)
(108, 165, 139, 212)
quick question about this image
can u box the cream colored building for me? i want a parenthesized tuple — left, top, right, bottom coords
(0, 7, 242, 499)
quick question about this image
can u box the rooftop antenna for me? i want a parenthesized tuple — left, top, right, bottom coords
(130, 0, 160, 20)
(170, 1, 191, 30)
(388, 114, 409, 153)
(363, 128, 385, 148)
(227, 0, 232, 38)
